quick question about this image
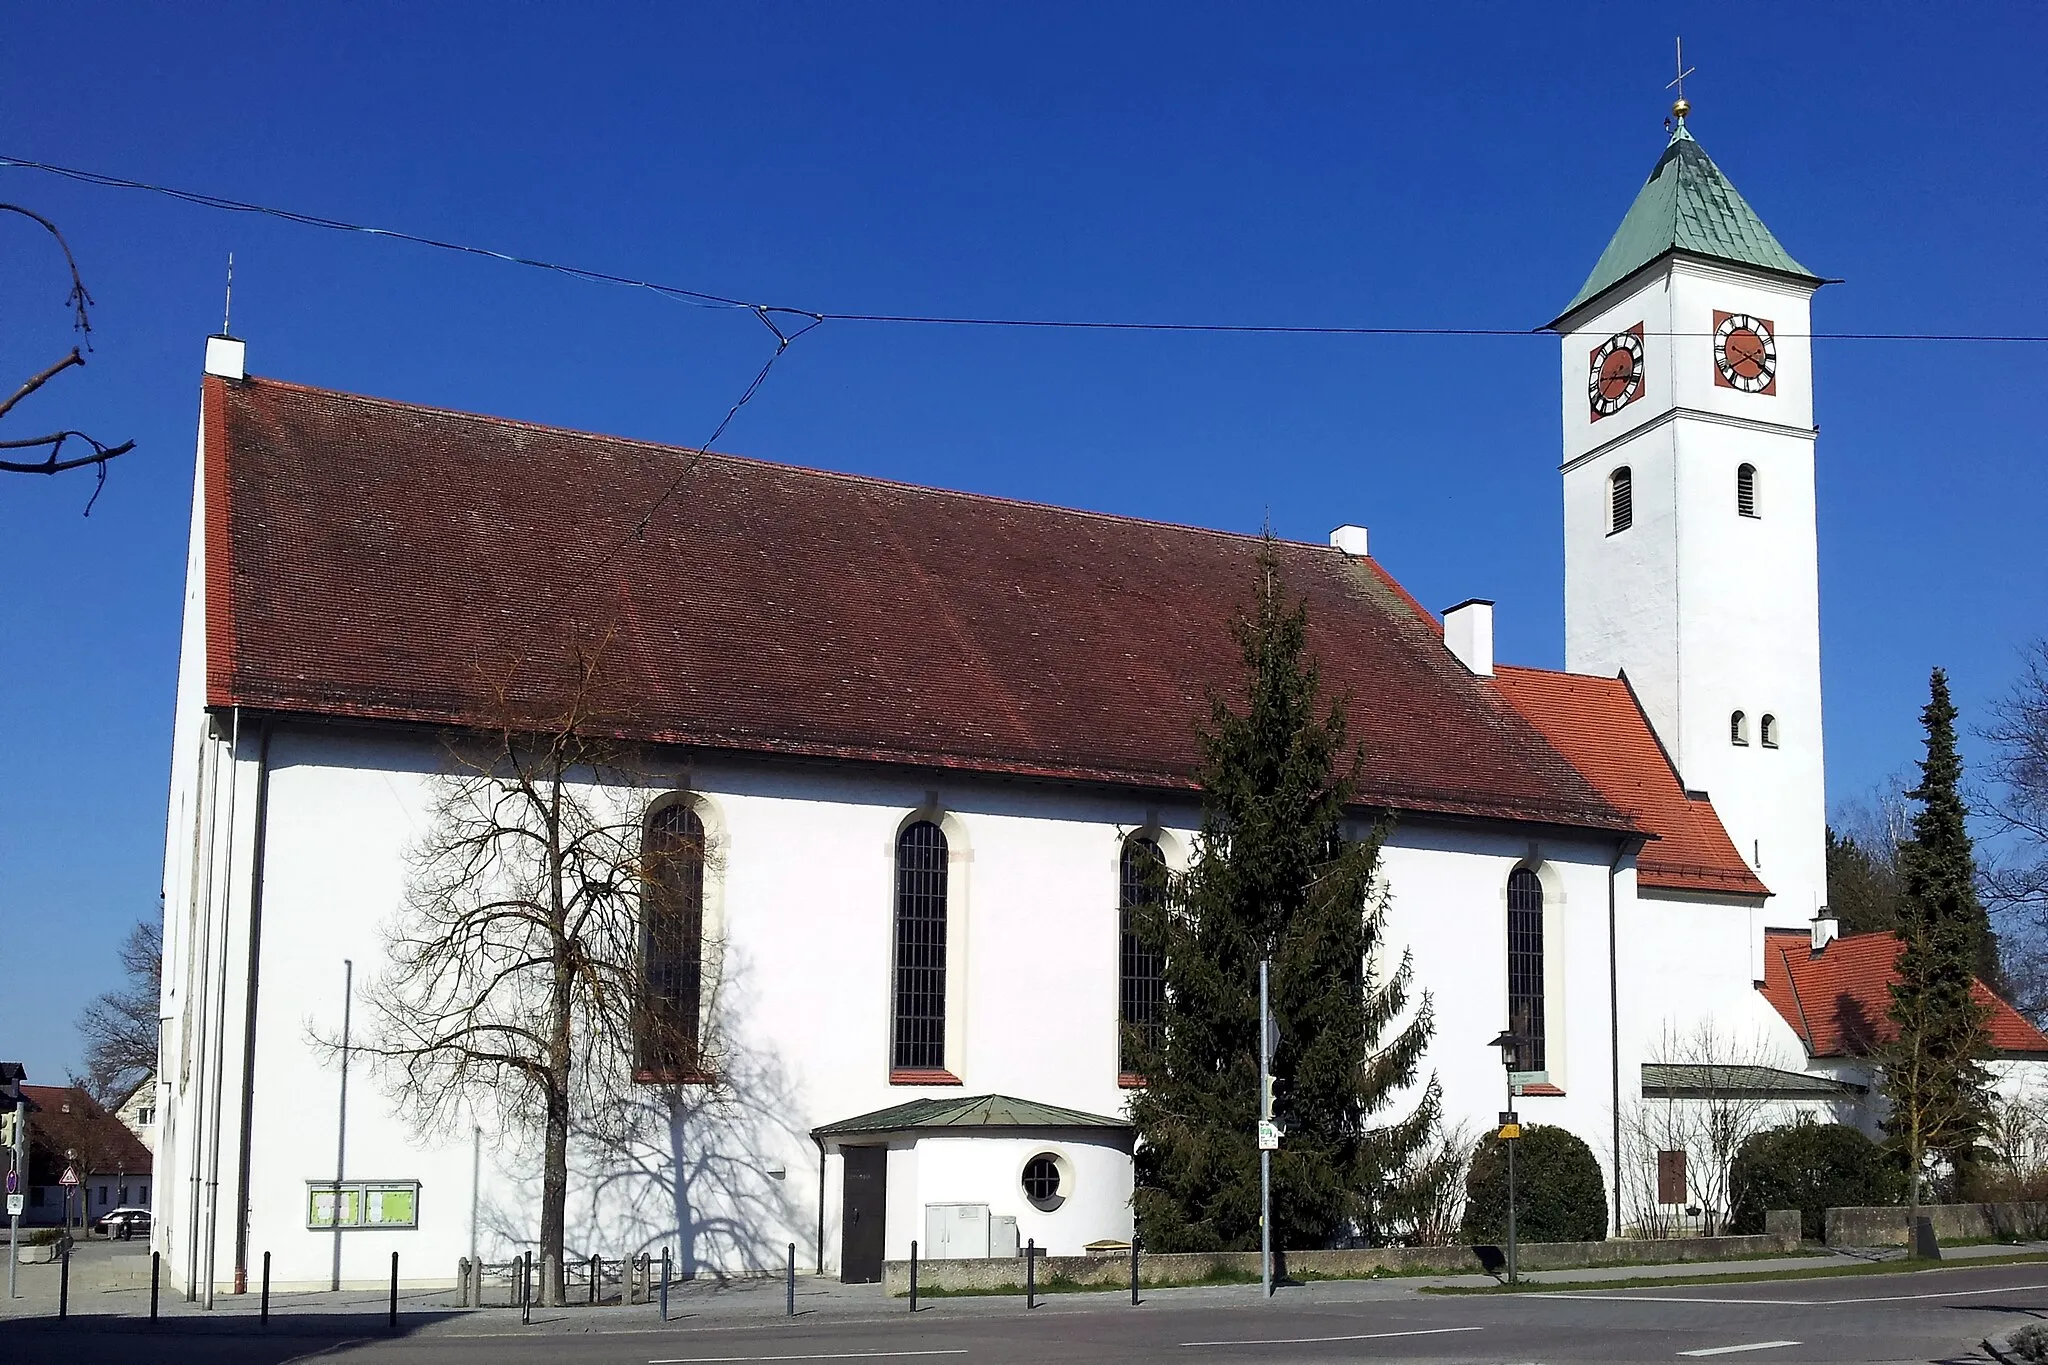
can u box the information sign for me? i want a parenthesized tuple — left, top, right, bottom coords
(1256, 1120, 1280, 1151)
(5, 1194, 20, 1218)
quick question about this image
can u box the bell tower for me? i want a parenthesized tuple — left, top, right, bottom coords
(1550, 93, 1827, 934)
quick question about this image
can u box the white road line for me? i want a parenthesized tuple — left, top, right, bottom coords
(1179, 1326, 1483, 1348)
(650, 1352, 969, 1364)
(1570, 1294, 1819, 1306)
(1816, 1279, 2048, 1304)
(1677, 1344, 1801, 1358)
(1568, 1277, 2048, 1309)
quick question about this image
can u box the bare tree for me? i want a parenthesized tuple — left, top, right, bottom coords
(1621, 1024, 1802, 1237)
(350, 637, 709, 1304)
(75, 918, 163, 1105)
(2, 205, 135, 506)
(1983, 641, 2048, 1014)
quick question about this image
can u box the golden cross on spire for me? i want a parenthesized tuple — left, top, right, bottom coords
(1666, 36, 1696, 121)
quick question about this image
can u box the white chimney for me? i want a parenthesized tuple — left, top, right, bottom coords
(1811, 907, 1839, 953)
(204, 334, 246, 381)
(1329, 525, 1370, 557)
(1443, 599, 1494, 677)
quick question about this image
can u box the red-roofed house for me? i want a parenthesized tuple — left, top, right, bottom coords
(158, 118, 1891, 1290)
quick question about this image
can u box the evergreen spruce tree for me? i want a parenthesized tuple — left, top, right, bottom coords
(1128, 539, 1439, 1252)
(1883, 668, 1994, 1209)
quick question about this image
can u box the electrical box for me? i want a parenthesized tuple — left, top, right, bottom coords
(923, 1202, 992, 1259)
(989, 1214, 1019, 1258)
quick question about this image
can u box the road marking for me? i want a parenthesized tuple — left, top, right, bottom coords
(650, 1352, 968, 1364)
(1179, 1326, 1483, 1348)
(1677, 1344, 1800, 1358)
(1817, 1279, 2048, 1305)
(1569, 1278, 2048, 1309)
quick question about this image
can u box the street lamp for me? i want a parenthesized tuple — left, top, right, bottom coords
(1486, 1031, 1524, 1286)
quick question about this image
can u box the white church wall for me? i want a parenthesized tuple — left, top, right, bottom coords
(908, 1133, 1134, 1258)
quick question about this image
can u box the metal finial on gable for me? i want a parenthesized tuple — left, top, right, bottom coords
(1666, 37, 1696, 123)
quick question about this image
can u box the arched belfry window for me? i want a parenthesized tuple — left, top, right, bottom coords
(892, 820, 950, 1073)
(1737, 463, 1759, 518)
(1506, 869, 1546, 1075)
(1760, 714, 1779, 748)
(638, 803, 706, 1077)
(1118, 836, 1167, 1080)
(1731, 710, 1750, 746)
(1609, 467, 1633, 533)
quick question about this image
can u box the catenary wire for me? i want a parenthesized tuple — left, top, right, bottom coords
(6, 155, 2048, 344)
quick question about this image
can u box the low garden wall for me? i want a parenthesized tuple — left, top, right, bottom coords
(1824, 1201, 2048, 1246)
(880, 1231, 1800, 1295)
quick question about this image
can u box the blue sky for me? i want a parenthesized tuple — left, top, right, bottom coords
(2, 6, 2043, 1080)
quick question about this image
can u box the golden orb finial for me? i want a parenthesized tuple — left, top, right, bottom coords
(1672, 96, 1690, 121)
(1667, 37, 1695, 125)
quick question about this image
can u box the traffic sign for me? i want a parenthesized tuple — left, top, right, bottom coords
(59, 1166, 78, 1187)
(3, 1170, 15, 1194)
(1498, 1122, 1523, 1140)
(5, 1194, 20, 1218)
(1257, 1120, 1281, 1151)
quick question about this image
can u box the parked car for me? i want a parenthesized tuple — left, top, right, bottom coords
(92, 1207, 152, 1239)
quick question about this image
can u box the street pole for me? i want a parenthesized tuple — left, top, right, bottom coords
(1504, 1070, 1518, 1286)
(8, 1097, 25, 1299)
(332, 958, 352, 1293)
(1258, 958, 1272, 1300)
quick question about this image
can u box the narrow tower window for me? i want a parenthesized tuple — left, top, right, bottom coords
(1737, 463, 1759, 518)
(1731, 711, 1749, 746)
(892, 820, 950, 1073)
(1118, 836, 1167, 1080)
(1506, 868, 1546, 1075)
(1609, 467, 1633, 533)
(638, 803, 706, 1077)
(1760, 714, 1779, 748)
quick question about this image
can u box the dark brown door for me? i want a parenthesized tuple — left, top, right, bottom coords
(840, 1146, 887, 1283)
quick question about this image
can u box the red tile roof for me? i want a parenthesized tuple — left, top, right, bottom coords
(1491, 666, 1768, 897)
(21, 1085, 152, 1175)
(201, 376, 1638, 833)
(1760, 929, 2048, 1058)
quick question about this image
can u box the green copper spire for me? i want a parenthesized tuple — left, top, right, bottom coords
(1555, 118, 1819, 323)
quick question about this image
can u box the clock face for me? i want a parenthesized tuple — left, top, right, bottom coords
(1588, 326, 1646, 419)
(1713, 311, 1777, 394)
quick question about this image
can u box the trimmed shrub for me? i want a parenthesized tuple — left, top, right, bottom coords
(1728, 1122, 1904, 1241)
(1460, 1124, 1608, 1245)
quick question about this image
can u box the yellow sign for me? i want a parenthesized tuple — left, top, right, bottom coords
(1498, 1123, 1523, 1141)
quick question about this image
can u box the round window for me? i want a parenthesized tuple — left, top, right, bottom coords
(1021, 1153, 1065, 1211)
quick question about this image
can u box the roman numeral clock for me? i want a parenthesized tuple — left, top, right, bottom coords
(1588, 323, 1646, 419)
(1713, 310, 1777, 394)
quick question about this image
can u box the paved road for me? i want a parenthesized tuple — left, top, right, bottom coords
(9, 1259, 2047, 1363)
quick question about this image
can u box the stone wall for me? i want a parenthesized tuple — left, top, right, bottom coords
(1823, 1202, 2048, 1247)
(880, 1232, 1800, 1295)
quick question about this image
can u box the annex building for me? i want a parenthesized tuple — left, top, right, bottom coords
(152, 107, 2047, 1296)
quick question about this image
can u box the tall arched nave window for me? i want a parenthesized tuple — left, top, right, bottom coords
(638, 803, 706, 1077)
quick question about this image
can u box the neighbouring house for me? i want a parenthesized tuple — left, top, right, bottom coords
(19, 1085, 153, 1229)
(113, 1073, 160, 1155)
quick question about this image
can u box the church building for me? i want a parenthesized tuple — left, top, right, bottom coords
(149, 104, 2046, 1297)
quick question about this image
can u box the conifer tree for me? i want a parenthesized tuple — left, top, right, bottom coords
(1883, 668, 1994, 1209)
(1128, 539, 1439, 1252)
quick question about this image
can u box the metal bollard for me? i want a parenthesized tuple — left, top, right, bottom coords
(262, 1250, 272, 1325)
(1130, 1236, 1140, 1306)
(660, 1246, 671, 1321)
(909, 1239, 918, 1313)
(1025, 1238, 1035, 1310)
(151, 1250, 161, 1322)
(786, 1242, 795, 1317)
(589, 1253, 600, 1306)
(59, 1238, 71, 1319)
(389, 1251, 399, 1332)
(521, 1251, 532, 1325)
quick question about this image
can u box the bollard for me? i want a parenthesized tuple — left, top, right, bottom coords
(1130, 1236, 1140, 1306)
(59, 1237, 71, 1319)
(151, 1251, 161, 1322)
(521, 1251, 532, 1325)
(262, 1251, 272, 1326)
(589, 1253, 600, 1306)
(389, 1251, 399, 1333)
(1025, 1238, 1035, 1310)
(660, 1246, 671, 1321)
(909, 1239, 918, 1313)
(785, 1241, 795, 1318)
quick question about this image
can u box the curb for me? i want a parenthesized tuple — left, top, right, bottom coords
(1986, 1325, 2046, 1365)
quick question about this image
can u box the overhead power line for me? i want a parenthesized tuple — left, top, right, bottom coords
(6, 154, 2047, 345)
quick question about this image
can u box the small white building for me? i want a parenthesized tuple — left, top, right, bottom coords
(151, 103, 2043, 1297)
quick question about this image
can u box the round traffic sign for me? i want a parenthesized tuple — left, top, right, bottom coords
(3, 1170, 15, 1194)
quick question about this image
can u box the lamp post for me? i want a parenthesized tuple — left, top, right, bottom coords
(1486, 1031, 1524, 1286)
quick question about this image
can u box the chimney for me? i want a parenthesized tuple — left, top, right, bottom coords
(1328, 525, 1369, 557)
(1443, 599, 1494, 677)
(204, 334, 246, 382)
(1811, 907, 1839, 954)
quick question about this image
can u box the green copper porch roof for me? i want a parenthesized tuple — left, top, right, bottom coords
(813, 1094, 1129, 1137)
(1556, 121, 1820, 323)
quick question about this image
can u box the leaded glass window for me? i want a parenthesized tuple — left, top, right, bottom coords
(892, 820, 949, 1071)
(639, 803, 705, 1076)
(1506, 868, 1545, 1075)
(1118, 836, 1166, 1077)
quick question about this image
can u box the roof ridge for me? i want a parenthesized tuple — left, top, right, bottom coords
(223, 374, 1333, 552)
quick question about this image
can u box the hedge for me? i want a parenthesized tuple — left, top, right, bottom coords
(1460, 1123, 1608, 1245)
(1728, 1122, 1904, 1241)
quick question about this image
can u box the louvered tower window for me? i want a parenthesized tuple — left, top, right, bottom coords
(1761, 714, 1779, 748)
(1506, 868, 1546, 1075)
(1737, 463, 1759, 517)
(1118, 836, 1167, 1078)
(1731, 711, 1749, 745)
(1609, 467, 1633, 533)
(892, 820, 950, 1071)
(638, 803, 705, 1076)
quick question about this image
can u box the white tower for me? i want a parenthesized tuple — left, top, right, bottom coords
(1551, 97, 1827, 939)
